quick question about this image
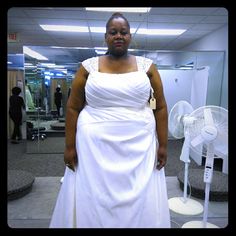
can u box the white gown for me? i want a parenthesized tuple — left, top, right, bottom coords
(49, 56, 171, 228)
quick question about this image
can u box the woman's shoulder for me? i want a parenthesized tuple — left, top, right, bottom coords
(82, 57, 98, 73)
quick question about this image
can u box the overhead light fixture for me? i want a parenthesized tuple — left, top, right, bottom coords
(178, 66, 193, 70)
(90, 27, 136, 33)
(95, 50, 107, 55)
(85, 7, 151, 13)
(89, 27, 105, 33)
(23, 46, 48, 60)
(39, 63, 65, 68)
(136, 28, 186, 35)
(40, 63, 56, 67)
(40, 25, 89, 32)
(94, 47, 108, 50)
(40, 25, 184, 36)
(51, 46, 90, 50)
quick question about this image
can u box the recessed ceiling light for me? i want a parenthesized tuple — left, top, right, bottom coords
(136, 28, 186, 35)
(90, 27, 136, 33)
(40, 25, 185, 36)
(85, 7, 151, 13)
(40, 25, 89, 32)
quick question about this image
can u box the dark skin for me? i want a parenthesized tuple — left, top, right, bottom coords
(64, 17, 168, 171)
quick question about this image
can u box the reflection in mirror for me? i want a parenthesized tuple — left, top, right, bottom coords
(7, 54, 25, 143)
(24, 50, 75, 154)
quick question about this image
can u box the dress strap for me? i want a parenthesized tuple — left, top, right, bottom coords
(82, 57, 98, 73)
(136, 56, 153, 72)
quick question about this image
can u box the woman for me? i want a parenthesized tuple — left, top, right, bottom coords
(54, 86, 62, 117)
(50, 12, 170, 228)
(9, 86, 25, 143)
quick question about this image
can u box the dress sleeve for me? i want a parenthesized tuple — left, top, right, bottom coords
(136, 56, 153, 72)
(82, 57, 98, 73)
(143, 57, 153, 72)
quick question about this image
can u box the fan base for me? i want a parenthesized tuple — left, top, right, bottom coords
(168, 197, 203, 215)
(182, 220, 219, 228)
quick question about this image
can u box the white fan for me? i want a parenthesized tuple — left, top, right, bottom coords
(168, 101, 204, 216)
(182, 105, 228, 228)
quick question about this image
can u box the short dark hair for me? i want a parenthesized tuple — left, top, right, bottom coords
(106, 12, 130, 32)
(12, 86, 21, 95)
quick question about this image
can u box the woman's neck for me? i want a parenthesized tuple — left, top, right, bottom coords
(107, 52, 129, 60)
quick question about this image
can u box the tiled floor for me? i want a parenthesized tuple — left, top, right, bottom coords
(7, 176, 228, 228)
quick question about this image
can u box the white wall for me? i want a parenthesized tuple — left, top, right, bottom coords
(159, 70, 194, 115)
(181, 25, 228, 109)
(190, 67, 209, 110)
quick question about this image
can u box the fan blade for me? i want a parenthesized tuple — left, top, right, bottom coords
(204, 108, 214, 126)
(191, 134, 204, 147)
(180, 132, 190, 163)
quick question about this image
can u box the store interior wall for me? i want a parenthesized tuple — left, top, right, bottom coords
(181, 25, 228, 109)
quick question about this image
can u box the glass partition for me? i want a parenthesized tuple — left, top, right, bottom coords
(24, 57, 72, 153)
(22, 47, 225, 153)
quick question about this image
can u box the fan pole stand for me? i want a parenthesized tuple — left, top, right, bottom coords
(168, 163, 203, 215)
(182, 182, 219, 228)
(182, 221, 219, 228)
(182, 143, 220, 228)
(168, 197, 203, 215)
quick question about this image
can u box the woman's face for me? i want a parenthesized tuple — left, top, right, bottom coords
(105, 17, 131, 57)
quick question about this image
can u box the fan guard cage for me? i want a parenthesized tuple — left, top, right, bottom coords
(188, 105, 228, 158)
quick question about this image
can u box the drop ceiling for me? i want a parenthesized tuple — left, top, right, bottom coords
(7, 7, 228, 68)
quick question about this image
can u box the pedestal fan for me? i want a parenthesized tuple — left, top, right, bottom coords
(168, 101, 204, 216)
(182, 105, 228, 228)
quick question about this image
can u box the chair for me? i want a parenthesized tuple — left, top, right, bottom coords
(26, 121, 47, 141)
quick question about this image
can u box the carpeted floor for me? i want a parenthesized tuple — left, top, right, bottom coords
(7, 138, 210, 177)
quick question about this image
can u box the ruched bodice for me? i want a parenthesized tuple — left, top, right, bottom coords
(85, 71, 151, 109)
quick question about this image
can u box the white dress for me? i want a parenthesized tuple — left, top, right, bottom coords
(49, 56, 171, 228)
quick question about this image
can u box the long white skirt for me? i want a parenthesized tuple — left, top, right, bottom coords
(50, 106, 170, 228)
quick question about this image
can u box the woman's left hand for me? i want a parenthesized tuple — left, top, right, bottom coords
(156, 146, 167, 170)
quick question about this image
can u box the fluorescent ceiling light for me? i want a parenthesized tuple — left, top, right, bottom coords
(90, 27, 136, 34)
(86, 7, 151, 13)
(40, 25, 184, 36)
(40, 25, 89, 32)
(95, 50, 107, 55)
(40, 63, 56, 67)
(89, 27, 105, 33)
(51, 46, 90, 50)
(23, 46, 48, 60)
(39, 63, 65, 68)
(53, 65, 65, 68)
(136, 28, 186, 35)
(94, 47, 108, 50)
(25, 65, 37, 68)
(178, 66, 193, 70)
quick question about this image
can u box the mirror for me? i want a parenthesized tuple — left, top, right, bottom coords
(24, 54, 74, 154)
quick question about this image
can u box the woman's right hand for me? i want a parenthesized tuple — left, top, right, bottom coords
(64, 147, 77, 172)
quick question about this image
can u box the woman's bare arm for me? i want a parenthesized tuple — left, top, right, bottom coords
(147, 63, 168, 170)
(64, 65, 88, 171)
